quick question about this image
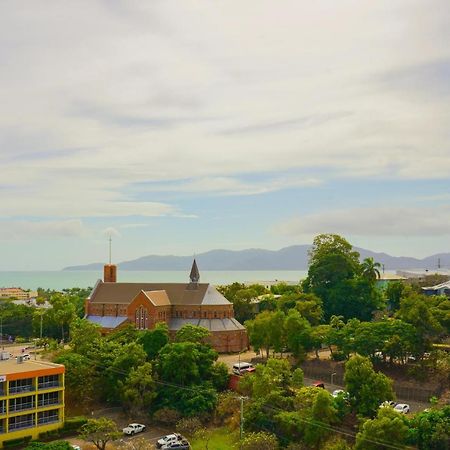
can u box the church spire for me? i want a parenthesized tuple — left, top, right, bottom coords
(189, 259, 200, 284)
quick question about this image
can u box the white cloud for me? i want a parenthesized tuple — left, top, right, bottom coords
(277, 206, 450, 237)
(102, 227, 121, 238)
(0, 219, 87, 240)
(0, 0, 448, 219)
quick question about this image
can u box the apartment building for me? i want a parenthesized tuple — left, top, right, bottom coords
(0, 356, 64, 447)
(0, 288, 38, 301)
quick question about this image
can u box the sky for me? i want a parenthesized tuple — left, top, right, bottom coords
(0, 0, 449, 270)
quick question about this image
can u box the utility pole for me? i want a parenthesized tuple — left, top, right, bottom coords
(240, 396, 244, 441)
(40, 312, 43, 339)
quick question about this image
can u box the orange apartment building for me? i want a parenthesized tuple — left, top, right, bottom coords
(85, 261, 248, 352)
(0, 356, 64, 447)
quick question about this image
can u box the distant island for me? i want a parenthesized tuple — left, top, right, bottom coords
(63, 245, 450, 271)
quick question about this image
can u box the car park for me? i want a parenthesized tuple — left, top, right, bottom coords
(122, 423, 146, 435)
(157, 434, 184, 448)
(394, 403, 410, 414)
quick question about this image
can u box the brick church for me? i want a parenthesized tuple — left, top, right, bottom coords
(85, 260, 248, 352)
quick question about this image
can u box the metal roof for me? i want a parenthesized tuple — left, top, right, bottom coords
(86, 315, 128, 328)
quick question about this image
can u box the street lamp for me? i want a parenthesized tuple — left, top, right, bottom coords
(331, 372, 337, 385)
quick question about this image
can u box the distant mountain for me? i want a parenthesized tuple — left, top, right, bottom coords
(63, 245, 449, 271)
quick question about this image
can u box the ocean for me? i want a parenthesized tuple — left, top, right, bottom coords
(0, 270, 308, 291)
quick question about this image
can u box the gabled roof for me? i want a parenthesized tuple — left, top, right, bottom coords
(422, 280, 450, 290)
(142, 290, 171, 306)
(89, 281, 230, 306)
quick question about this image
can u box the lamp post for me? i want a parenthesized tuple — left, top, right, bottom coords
(331, 372, 337, 386)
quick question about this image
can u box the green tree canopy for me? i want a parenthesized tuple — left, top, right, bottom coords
(79, 418, 121, 450)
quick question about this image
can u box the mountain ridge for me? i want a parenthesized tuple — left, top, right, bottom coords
(63, 245, 450, 271)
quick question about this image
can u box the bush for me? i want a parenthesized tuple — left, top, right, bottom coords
(153, 407, 181, 425)
(4, 436, 32, 448)
(14, 336, 27, 344)
(176, 417, 203, 438)
(62, 416, 88, 432)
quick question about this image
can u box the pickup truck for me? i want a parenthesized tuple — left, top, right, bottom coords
(161, 440, 190, 450)
(122, 423, 146, 435)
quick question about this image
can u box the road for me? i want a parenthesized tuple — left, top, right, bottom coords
(218, 352, 430, 414)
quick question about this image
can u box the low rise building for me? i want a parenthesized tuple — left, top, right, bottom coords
(0, 356, 64, 448)
(85, 260, 248, 352)
(0, 288, 38, 301)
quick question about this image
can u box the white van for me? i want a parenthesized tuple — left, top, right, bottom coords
(232, 362, 254, 375)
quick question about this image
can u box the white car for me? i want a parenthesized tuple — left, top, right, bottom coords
(332, 389, 345, 398)
(394, 403, 410, 414)
(157, 434, 183, 448)
(122, 423, 146, 435)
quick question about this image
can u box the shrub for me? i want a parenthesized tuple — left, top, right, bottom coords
(4, 436, 32, 448)
(153, 407, 181, 425)
(63, 416, 88, 431)
(175, 417, 203, 438)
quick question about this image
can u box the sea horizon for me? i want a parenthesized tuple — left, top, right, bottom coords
(0, 270, 309, 291)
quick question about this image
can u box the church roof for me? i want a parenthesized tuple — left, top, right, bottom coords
(89, 281, 231, 306)
(142, 290, 171, 306)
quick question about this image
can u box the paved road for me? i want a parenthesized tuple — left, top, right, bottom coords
(218, 352, 430, 414)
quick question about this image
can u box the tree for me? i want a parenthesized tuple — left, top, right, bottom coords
(54, 352, 97, 409)
(69, 318, 101, 354)
(303, 234, 382, 320)
(240, 431, 279, 450)
(246, 310, 286, 358)
(79, 418, 121, 450)
(304, 389, 337, 448)
(175, 324, 211, 344)
(209, 361, 230, 391)
(119, 362, 156, 415)
(48, 293, 76, 341)
(138, 322, 169, 359)
(284, 309, 312, 358)
(361, 257, 381, 282)
(409, 405, 450, 450)
(344, 355, 394, 417)
(355, 407, 409, 450)
(385, 281, 404, 311)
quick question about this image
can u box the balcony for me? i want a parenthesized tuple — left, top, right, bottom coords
(38, 381, 60, 390)
(38, 416, 59, 425)
(9, 420, 35, 431)
(9, 385, 34, 395)
(9, 402, 35, 413)
(38, 399, 60, 408)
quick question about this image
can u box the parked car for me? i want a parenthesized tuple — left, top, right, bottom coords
(122, 423, 146, 435)
(161, 439, 190, 450)
(394, 403, 410, 414)
(157, 434, 183, 448)
(379, 401, 396, 408)
(232, 362, 254, 375)
(312, 381, 325, 389)
(332, 389, 346, 398)
(71, 445, 81, 450)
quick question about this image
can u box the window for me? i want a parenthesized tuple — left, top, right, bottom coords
(38, 375, 59, 390)
(38, 410, 59, 425)
(9, 414, 35, 430)
(9, 395, 34, 412)
(9, 378, 33, 394)
(38, 391, 59, 407)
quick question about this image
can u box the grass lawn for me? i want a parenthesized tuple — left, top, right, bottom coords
(190, 427, 238, 450)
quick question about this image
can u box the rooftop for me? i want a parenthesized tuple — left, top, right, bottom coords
(0, 358, 64, 376)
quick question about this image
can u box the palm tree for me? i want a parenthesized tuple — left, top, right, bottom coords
(361, 257, 381, 282)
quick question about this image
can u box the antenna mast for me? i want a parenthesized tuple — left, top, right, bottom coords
(109, 236, 112, 265)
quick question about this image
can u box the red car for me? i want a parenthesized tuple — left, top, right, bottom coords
(312, 381, 325, 389)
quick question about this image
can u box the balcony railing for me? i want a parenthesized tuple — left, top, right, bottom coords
(38, 399, 60, 408)
(38, 381, 60, 390)
(38, 416, 59, 425)
(9, 385, 34, 395)
(9, 420, 35, 431)
(9, 402, 35, 412)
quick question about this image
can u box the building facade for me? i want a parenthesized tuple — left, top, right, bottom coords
(85, 261, 248, 352)
(0, 289, 38, 301)
(0, 357, 64, 448)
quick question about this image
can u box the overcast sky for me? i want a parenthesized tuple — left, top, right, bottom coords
(1, 0, 449, 270)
